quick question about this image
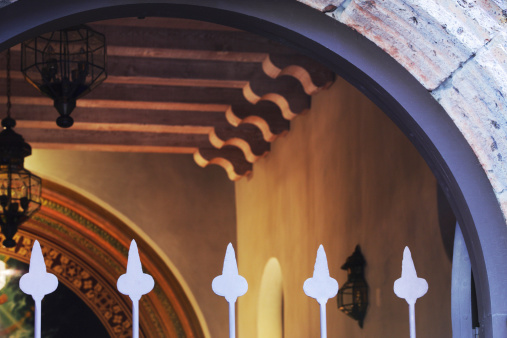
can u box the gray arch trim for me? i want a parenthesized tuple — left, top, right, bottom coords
(0, 1, 505, 336)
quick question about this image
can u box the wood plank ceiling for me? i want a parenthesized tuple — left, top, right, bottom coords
(0, 17, 334, 180)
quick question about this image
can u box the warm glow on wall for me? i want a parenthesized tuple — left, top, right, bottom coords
(257, 258, 283, 338)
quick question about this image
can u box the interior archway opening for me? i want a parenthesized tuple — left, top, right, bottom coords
(0, 1, 504, 337)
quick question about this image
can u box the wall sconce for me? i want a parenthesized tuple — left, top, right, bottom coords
(337, 245, 368, 328)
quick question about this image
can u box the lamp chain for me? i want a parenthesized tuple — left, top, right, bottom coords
(5, 48, 11, 118)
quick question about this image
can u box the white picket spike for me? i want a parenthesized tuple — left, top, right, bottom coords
(212, 243, 248, 338)
(117, 240, 154, 338)
(393, 247, 428, 338)
(303, 245, 338, 338)
(19, 240, 58, 338)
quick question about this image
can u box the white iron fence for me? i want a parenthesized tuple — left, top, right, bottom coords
(20, 241, 427, 338)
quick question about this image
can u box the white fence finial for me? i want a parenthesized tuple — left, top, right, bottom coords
(117, 240, 154, 338)
(19, 240, 58, 338)
(303, 245, 338, 338)
(393, 247, 428, 338)
(212, 243, 248, 338)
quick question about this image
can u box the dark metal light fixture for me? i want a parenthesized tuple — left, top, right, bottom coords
(337, 245, 369, 328)
(0, 49, 41, 248)
(21, 25, 107, 128)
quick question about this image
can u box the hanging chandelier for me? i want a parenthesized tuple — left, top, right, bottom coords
(21, 25, 107, 128)
(0, 49, 41, 248)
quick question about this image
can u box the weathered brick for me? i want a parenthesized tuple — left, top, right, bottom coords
(432, 31, 507, 213)
(298, 0, 347, 12)
(334, 0, 503, 90)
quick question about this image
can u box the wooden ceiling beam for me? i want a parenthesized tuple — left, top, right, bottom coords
(2, 52, 262, 82)
(3, 102, 290, 156)
(16, 128, 212, 148)
(88, 23, 294, 55)
(194, 147, 252, 181)
(4, 79, 309, 119)
(0, 96, 229, 112)
(106, 56, 262, 81)
(107, 46, 268, 63)
(245, 72, 310, 119)
(8, 100, 273, 166)
(15, 122, 262, 182)
(7, 44, 269, 62)
(106, 47, 333, 92)
(17, 121, 214, 135)
(3, 99, 290, 141)
(226, 101, 290, 142)
(0, 70, 247, 89)
(265, 54, 335, 91)
(105, 76, 246, 89)
(211, 124, 270, 162)
(7, 104, 229, 126)
(5, 51, 332, 95)
(106, 47, 333, 93)
(2, 80, 247, 106)
(7, 99, 274, 168)
(3, 49, 331, 99)
(29, 143, 198, 154)
(2, 80, 292, 140)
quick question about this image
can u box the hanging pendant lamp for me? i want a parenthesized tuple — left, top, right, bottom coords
(21, 25, 107, 128)
(0, 49, 41, 248)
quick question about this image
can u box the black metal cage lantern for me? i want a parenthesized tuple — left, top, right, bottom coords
(21, 25, 107, 128)
(337, 245, 369, 328)
(0, 117, 41, 248)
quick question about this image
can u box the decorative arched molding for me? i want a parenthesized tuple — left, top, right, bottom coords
(0, 0, 504, 336)
(0, 179, 206, 337)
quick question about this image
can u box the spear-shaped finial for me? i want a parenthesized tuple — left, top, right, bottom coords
(117, 240, 154, 338)
(212, 243, 248, 338)
(393, 247, 428, 338)
(19, 240, 58, 338)
(303, 245, 338, 338)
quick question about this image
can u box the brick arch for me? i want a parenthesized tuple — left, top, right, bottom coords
(0, 0, 504, 336)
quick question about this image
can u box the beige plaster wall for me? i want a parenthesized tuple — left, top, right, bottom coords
(25, 151, 236, 338)
(235, 78, 452, 337)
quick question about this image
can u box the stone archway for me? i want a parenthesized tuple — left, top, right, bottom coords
(0, 0, 504, 336)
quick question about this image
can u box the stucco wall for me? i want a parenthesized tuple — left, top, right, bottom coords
(235, 78, 452, 337)
(25, 151, 236, 338)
